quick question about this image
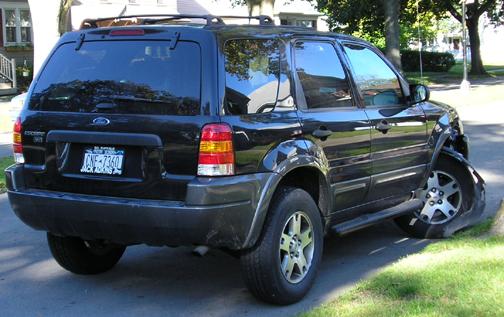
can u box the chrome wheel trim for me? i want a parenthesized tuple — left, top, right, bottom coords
(279, 211, 314, 284)
(416, 170, 463, 225)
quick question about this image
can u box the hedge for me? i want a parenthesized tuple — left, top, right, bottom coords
(400, 50, 455, 72)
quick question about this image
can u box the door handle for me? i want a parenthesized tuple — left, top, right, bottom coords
(312, 129, 333, 138)
(376, 121, 393, 132)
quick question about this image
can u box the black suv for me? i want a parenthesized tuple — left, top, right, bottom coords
(6, 15, 485, 305)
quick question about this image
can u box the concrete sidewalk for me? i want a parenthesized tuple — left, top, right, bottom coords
(428, 74, 504, 92)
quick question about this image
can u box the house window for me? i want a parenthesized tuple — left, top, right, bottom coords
(296, 20, 316, 28)
(3, 8, 32, 45)
(281, 19, 317, 28)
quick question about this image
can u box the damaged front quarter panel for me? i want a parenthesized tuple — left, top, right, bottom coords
(440, 147, 486, 237)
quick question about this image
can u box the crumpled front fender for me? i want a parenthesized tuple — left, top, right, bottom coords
(440, 147, 486, 237)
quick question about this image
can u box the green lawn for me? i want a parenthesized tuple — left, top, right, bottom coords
(404, 62, 504, 107)
(0, 156, 14, 193)
(406, 62, 504, 85)
(301, 220, 504, 317)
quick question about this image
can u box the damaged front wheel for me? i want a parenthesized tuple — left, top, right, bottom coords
(394, 154, 481, 239)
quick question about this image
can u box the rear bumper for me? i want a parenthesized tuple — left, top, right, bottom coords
(6, 164, 274, 250)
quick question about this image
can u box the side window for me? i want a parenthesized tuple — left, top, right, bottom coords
(343, 44, 404, 106)
(294, 41, 352, 109)
(224, 39, 280, 115)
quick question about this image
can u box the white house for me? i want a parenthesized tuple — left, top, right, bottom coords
(70, 0, 328, 31)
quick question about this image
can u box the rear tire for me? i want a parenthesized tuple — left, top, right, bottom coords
(47, 233, 126, 275)
(240, 187, 323, 305)
(394, 155, 475, 239)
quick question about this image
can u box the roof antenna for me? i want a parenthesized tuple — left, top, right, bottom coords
(416, 0, 424, 85)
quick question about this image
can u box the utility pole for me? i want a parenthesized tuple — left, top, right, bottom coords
(460, 0, 472, 93)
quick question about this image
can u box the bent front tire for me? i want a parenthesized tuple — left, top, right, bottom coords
(394, 155, 475, 239)
(47, 233, 126, 275)
(240, 187, 323, 305)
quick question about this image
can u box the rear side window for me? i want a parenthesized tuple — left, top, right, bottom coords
(224, 39, 280, 115)
(28, 40, 201, 115)
(294, 41, 353, 109)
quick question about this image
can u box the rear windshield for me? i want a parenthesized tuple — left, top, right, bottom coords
(28, 40, 201, 115)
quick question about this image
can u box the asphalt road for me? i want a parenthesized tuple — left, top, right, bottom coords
(0, 132, 13, 158)
(0, 101, 502, 316)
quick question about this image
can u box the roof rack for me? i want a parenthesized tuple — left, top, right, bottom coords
(79, 14, 274, 30)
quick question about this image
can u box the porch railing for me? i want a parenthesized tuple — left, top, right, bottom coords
(0, 54, 16, 90)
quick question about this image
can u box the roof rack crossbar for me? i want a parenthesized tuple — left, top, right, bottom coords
(79, 14, 274, 30)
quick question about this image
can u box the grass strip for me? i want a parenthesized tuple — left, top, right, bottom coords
(0, 156, 14, 193)
(300, 220, 504, 317)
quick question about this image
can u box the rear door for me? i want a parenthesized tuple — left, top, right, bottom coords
(293, 39, 372, 217)
(342, 43, 429, 203)
(22, 33, 207, 200)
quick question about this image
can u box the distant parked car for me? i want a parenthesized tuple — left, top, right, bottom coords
(8, 93, 26, 122)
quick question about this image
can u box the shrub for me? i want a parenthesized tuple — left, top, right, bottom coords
(401, 50, 455, 72)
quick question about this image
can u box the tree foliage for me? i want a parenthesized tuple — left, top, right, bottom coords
(315, 0, 504, 75)
(313, 0, 412, 71)
(313, 0, 442, 48)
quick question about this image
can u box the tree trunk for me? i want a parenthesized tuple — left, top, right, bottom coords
(466, 16, 487, 75)
(58, 0, 73, 37)
(382, 0, 402, 73)
(246, 0, 275, 17)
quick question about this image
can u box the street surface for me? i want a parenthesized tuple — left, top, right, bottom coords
(0, 133, 12, 158)
(0, 101, 502, 316)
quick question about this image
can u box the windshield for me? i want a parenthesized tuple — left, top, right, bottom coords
(29, 40, 201, 115)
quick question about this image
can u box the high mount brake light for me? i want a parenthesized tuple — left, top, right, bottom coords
(13, 117, 24, 164)
(109, 29, 145, 37)
(198, 124, 235, 176)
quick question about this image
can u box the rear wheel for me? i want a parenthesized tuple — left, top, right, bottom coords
(394, 155, 475, 239)
(47, 233, 126, 275)
(240, 187, 323, 305)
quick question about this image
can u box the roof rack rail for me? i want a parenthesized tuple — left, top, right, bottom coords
(218, 15, 275, 25)
(79, 14, 274, 30)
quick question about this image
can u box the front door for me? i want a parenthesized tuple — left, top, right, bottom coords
(342, 43, 429, 203)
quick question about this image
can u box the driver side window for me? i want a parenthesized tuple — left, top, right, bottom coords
(343, 44, 404, 107)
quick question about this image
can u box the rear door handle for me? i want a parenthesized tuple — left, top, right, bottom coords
(312, 129, 333, 138)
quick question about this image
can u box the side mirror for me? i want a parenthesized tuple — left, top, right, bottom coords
(410, 84, 430, 104)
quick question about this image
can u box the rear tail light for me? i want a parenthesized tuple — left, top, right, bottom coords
(13, 117, 24, 164)
(198, 123, 235, 176)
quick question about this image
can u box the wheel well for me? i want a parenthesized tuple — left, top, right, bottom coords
(276, 167, 328, 216)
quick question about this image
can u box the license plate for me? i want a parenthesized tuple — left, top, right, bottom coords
(80, 146, 124, 175)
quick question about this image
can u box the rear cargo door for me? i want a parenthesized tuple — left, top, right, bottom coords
(22, 37, 205, 201)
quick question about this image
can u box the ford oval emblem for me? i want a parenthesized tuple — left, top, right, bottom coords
(93, 117, 110, 126)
